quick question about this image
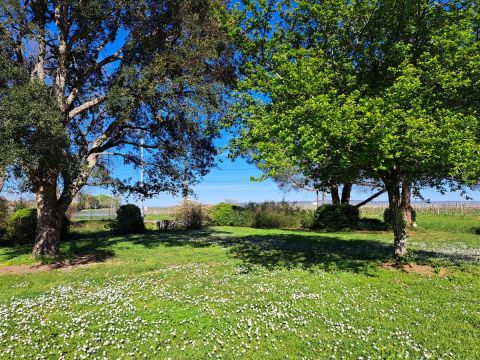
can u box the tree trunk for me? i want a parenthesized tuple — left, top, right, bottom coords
(330, 185, 340, 205)
(0, 169, 5, 192)
(401, 182, 413, 227)
(384, 178, 408, 260)
(32, 181, 62, 257)
(341, 183, 353, 204)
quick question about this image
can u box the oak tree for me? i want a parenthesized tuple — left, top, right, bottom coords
(0, 0, 234, 256)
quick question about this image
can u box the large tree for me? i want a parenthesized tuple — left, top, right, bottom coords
(0, 0, 234, 256)
(230, 0, 480, 259)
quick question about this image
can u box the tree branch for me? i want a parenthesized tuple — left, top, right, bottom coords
(354, 189, 386, 208)
(68, 95, 107, 119)
(65, 50, 122, 108)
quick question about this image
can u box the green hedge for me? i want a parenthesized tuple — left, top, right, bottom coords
(311, 204, 360, 231)
(209, 203, 254, 227)
(110, 204, 145, 235)
(4, 208, 70, 245)
(6, 208, 37, 245)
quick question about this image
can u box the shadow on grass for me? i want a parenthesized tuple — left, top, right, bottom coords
(470, 227, 480, 235)
(2, 223, 478, 271)
(127, 229, 392, 273)
(134, 228, 480, 270)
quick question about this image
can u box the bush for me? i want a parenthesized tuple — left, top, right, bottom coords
(300, 210, 315, 229)
(0, 197, 9, 241)
(4, 208, 70, 245)
(175, 201, 209, 229)
(110, 204, 145, 235)
(247, 202, 304, 229)
(383, 207, 417, 230)
(6, 208, 37, 245)
(0, 197, 9, 226)
(312, 204, 360, 231)
(209, 203, 254, 227)
(210, 203, 237, 226)
(0, 227, 6, 243)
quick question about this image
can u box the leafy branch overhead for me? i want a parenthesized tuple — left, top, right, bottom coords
(229, 0, 480, 258)
(0, 0, 236, 256)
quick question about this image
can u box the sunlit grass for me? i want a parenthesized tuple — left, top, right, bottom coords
(0, 213, 478, 359)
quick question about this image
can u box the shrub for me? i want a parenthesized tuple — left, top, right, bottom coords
(175, 201, 210, 230)
(300, 210, 315, 229)
(234, 209, 255, 227)
(0, 227, 6, 243)
(110, 204, 145, 235)
(383, 207, 417, 230)
(6, 208, 37, 244)
(209, 203, 254, 227)
(0, 197, 9, 226)
(4, 208, 70, 245)
(312, 204, 360, 231)
(0, 197, 9, 241)
(210, 203, 237, 226)
(247, 202, 304, 229)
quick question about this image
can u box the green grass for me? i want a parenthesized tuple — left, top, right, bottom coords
(0, 213, 479, 359)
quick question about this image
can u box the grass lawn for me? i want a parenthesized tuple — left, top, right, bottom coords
(0, 213, 479, 359)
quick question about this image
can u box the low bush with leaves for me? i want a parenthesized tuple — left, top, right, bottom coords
(0, 197, 9, 243)
(4, 208, 70, 245)
(175, 201, 210, 230)
(6, 208, 37, 245)
(209, 203, 254, 227)
(383, 207, 417, 230)
(312, 204, 360, 231)
(300, 210, 316, 229)
(109, 204, 145, 235)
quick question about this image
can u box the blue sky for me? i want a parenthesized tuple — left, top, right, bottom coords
(102, 132, 480, 207)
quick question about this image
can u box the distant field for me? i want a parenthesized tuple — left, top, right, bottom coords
(0, 213, 479, 359)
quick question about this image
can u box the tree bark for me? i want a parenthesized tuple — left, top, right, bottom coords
(341, 183, 353, 204)
(32, 180, 62, 257)
(384, 177, 408, 259)
(401, 182, 413, 227)
(0, 169, 5, 193)
(330, 184, 340, 205)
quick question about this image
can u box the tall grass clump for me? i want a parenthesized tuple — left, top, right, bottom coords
(245, 201, 305, 229)
(175, 201, 210, 229)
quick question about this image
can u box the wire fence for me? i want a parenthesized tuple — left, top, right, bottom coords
(71, 200, 480, 220)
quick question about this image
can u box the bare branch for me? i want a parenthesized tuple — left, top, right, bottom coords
(68, 95, 107, 119)
(65, 54, 122, 108)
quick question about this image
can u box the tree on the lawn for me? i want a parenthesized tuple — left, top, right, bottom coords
(230, 0, 480, 258)
(0, 0, 235, 256)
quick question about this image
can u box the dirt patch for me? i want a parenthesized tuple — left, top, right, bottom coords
(380, 261, 447, 277)
(0, 254, 109, 275)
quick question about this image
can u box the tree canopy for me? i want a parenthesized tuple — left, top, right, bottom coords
(0, 0, 235, 256)
(229, 0, 480, 258)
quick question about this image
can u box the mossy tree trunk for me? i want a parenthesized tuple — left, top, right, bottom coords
(384, 174, 408, 260)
